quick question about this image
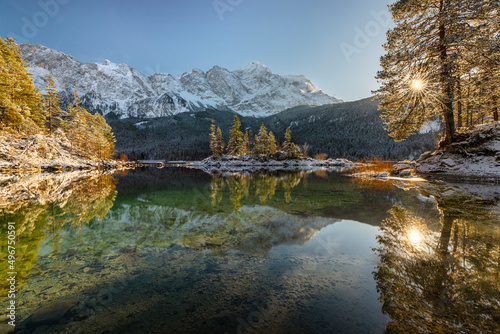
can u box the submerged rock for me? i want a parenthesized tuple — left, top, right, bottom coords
(25, 298, 78, 327)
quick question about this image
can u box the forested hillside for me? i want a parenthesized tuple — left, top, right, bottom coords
(0, 37, 116, 169)
(108, 98, 438, 161)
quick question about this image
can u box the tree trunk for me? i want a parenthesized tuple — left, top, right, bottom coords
(456, 79, 462, 128)
(493, 96, 499, 122)
(439, 0, 455, 145)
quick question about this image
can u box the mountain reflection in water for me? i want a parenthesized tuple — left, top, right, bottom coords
(0, 168, 498, 334)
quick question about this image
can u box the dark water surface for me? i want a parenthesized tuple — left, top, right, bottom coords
(0, 168, 498, 333)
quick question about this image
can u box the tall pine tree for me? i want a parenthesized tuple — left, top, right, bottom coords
(209, 118, 218, 156)
(254, 123, 270, 155)
(0, 37, 43, 131)
(226, 113, 244, 156)
(282, 127, 301, 159)
(215, 126, 225, 157)
(42, 75, 65, 134)
(375, 1, 499, 144)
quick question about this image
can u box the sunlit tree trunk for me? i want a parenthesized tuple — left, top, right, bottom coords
(439, 0, 456, 145)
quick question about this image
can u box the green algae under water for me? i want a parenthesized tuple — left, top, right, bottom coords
(0, 168, 499, 333)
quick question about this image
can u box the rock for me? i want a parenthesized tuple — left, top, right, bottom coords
(393, 163, 412, 171)
(417, 151, 433, 162)
(26, 299, 78, 327)
(441, 158, 456, 167)
(399, 170, 412, 178)
(270, 151, 288, 161)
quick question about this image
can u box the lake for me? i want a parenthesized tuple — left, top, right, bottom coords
(1, 168, 499, 333)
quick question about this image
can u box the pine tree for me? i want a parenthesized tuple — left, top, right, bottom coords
(89, 112, 116, 160)
(254, 123, 270, 155)
(373, 1, 444, 143)
(0, 37, 43, 131)
(209, 118, 218, 156)
(375, 1, 500, 144)
(268, 131, 277, 154)
(282, 127, 301, 159)
(42, 75, 65, 134)
(215, 126, 225, 156)
(242, 130, 251, 155)
(226, 113, 244, 156)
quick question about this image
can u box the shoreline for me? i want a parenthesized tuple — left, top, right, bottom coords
(187, 156, 357, 174)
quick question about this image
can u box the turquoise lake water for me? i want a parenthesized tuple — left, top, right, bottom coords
(0, 168, 498, 333)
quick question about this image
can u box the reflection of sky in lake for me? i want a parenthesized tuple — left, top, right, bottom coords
(0, 168, 498, 334)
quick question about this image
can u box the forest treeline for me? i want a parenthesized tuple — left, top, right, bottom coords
(108, 98, 438, 161)
(0, 37, 115, 160)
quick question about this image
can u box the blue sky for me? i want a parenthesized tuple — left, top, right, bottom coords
(0, 0, 393, 101)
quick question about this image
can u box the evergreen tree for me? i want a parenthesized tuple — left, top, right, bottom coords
(89, 112, 116, 160)
(268, 131, 277, 154)
(242, 130, 251, 155)
(209, 118, 218, 156)
(66, 86, 115, 159)
(0, 37, 43, 131)
(375, 1, 500, 144)
(215, 126, 225, 157)
(282, 127, 301, 159)
(226, 113, 244, 156)
(42, 75, 65, 134)
(254, 123, 270, 155)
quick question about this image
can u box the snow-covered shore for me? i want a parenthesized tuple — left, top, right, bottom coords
(391, 122, 500, 182)
(416, 123, 500, 178)
(0, 131, 125, 172)
(188, 155, 355, 174)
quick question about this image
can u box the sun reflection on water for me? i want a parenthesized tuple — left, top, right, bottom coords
(407, 228, 423, 246)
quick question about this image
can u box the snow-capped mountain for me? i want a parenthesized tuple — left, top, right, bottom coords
(20, 44, 342, 118)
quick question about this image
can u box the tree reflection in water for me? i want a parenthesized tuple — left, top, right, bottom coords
(374, 202, 500, 333)
(210, 172, 304, 213)
(0, 172, 116, 298)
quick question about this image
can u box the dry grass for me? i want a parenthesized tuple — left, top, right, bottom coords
(353, 156, 395, 174)
(314, 153, 328, 161)
(350, 176, 395, 192)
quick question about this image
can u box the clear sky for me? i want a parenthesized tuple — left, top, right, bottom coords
(0, 0, 393, 101)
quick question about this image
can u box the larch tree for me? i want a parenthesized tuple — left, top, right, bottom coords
(89, 112, 116, 160)
(215, 126, 225, 157)
(242, 130, 251, 155)
(268, 131, 277, 154)
(282, 127, 301, 159)
(226, 113, 244, 156)
(42, 75, 65, 134)
(254, 123, 270, 155)
(209, 118, 218, 156)
(0, 37, 43, 131)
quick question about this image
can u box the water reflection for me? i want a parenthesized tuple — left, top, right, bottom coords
(210, 172, 303, 214)
(0, 172, 116, 299)
(3, 168, 496, 333)
(374, 190, 500, 333)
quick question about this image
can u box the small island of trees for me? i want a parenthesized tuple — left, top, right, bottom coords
(209, 114, 302, 159)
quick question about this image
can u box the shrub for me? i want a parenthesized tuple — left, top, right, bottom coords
(315, 153, 328, 161)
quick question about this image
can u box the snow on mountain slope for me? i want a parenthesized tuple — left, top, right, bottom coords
(20, 44, 342, 118)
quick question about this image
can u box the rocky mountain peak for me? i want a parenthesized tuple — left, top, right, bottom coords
(20, 43, 342, 118)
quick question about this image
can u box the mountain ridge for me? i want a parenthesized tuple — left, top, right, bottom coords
(20, 44, 342, 118)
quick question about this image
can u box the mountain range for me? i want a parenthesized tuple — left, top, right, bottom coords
(20, 44, 341, 117)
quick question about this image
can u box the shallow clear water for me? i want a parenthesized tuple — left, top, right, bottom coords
(0, 168, 499, 333)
